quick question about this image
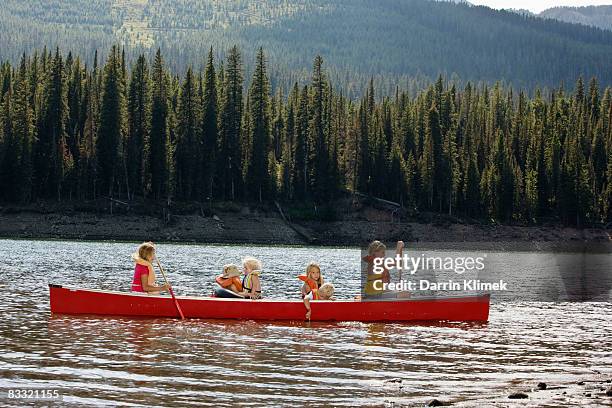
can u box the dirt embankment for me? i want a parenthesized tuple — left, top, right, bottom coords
(0, 199, 610, 249)
(0, 210, 302, 245)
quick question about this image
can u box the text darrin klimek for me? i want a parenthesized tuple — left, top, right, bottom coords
(370, 253, 508, 292)
(373, 279, 508, 292)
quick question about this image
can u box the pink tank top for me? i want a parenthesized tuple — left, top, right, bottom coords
(131, 263, 149, 292)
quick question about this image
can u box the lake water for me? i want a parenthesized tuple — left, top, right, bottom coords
(0, 239, 610, 406)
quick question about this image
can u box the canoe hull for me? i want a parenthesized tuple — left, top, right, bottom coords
(49, 284, 490, 322)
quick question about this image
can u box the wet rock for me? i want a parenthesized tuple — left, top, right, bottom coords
(385, 378, 402, 383)
(606, 387, 612, 397)
(562, 392, 567, 395)
(577, 381, 585, 385)
(508, 392, 529, 399)
(427, 399, 450, 407)
(537, 382, 547, 390)
(585, 393, 591, 397)
(606, 379, 612, 383)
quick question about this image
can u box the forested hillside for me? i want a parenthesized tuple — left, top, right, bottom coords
(540, 5, 612, 32)
(1, 0, 612, 92)
(0, 47, 611, 226)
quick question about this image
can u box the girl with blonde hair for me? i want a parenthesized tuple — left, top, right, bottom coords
(362, 240, 404, 297)
(241, 256, 262, 299)
(298, 261, 324, 299)
(130, 242, 170, 294)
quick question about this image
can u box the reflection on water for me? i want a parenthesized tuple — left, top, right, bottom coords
(0, 239, 610, 406)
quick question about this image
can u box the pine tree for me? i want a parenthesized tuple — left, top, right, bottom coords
(217, 46, 243, 201)
(66, 55, 84, 191)
(201, 47, 218, 201)
(370, 111, 388, 198)
(603, 150, 612, 222)
(443, 117, 460, 215)
(35, 48, 70, 200)
(308, 55, 330, 202)
(245, 48, 271, 202)
(96, 46, 125, 197)
(388, 136, 405, 203)
(11, 55, 34, 202)
(591, 128, 607, 191)
(149, 49, 170, 200)
(420, 103, 438, 208)
(0, 86, 19, 201)
(356, 100, 371, 193)
(294, 85, 309, 200)
(78, 74, 98, 200)
(279, 84, 299, 200)
(175, 67, 200, 200)
(126, 55, 150, 199)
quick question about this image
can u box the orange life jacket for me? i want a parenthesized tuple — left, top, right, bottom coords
(216, 275, 243, 292)
(298, 275, 319, 300)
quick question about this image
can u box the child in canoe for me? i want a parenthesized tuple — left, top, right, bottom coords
(241, 256, 262, 299)
(363, 240, 404, 297)
(131, 242, 170, 294)
(214, 264, 244, 298)
(304, 283, 335, 320)
(298, 261, 324, 298)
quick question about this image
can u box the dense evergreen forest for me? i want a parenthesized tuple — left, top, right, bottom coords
(1, 0, 612, 94)
(0, 47, 611, 227)
(539, 5, 612, 32)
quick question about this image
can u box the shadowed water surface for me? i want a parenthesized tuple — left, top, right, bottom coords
(0, 239, 610, 406)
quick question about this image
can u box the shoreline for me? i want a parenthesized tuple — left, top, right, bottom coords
(392, 372, 612, 407)
(0, 207, 611, 251)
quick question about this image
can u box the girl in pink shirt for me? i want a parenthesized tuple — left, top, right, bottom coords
(131, 242, 170, 294)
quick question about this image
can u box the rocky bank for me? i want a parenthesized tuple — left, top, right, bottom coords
(0, 199, 610, 249)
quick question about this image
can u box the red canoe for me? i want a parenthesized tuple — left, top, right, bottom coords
(49, 284, 490, 322)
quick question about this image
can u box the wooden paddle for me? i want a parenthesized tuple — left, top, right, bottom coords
(155, 258, 185, 320)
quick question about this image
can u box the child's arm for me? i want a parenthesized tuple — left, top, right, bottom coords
(251, 275, 261, 298)
(303, 296, 311, 320)
(300, 282, 309, 297)
(140, 273, 169, 293)
(147, 264, 156, 286)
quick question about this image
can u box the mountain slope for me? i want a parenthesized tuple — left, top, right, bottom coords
(0, 0, 611, 88)
(539, 5, 612, 31)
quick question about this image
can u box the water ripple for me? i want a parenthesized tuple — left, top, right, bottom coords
(0, 239, 610, 406)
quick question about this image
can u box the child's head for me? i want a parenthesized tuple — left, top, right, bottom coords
(368, 240, 386, 258)
(242, 257, 262, 274)
(318, 283, 334, 300)
(134, 242, 156, 262)
(223, 264, 241, 278)
(305, 262, 321, 282)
